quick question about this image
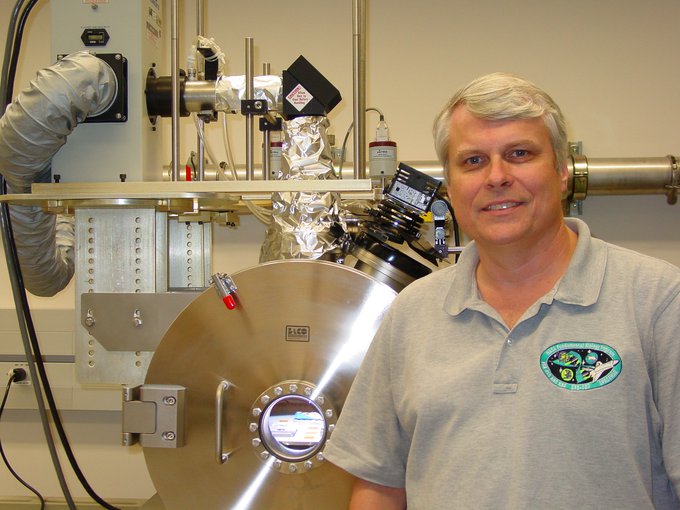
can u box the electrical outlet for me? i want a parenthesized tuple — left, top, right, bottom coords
(6, 363, 31, 385)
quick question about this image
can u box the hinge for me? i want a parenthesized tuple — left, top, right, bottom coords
(122, 384, 186, 448)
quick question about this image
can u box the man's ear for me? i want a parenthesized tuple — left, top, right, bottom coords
(559, 161, 569, 194)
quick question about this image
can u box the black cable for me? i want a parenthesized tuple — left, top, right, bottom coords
(435, 192, 461, 261)
(437, 192, 460, 247)
(0, 0, 25, 109)
(1, 3, 77, 506)
(0, 183, 77, 510)
(0, 371, 45, 510)
(1, 1, 120, 508)
(5, 0, 39, 105)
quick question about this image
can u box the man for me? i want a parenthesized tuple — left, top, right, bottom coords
(323, 73, 680, 509)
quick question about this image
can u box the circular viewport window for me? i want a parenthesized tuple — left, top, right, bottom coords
(260, 395, 327, 462)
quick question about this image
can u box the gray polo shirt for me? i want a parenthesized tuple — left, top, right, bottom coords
(324, 218, 680, 509)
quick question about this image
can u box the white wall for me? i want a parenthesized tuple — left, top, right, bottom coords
(0, 0, 679, 503)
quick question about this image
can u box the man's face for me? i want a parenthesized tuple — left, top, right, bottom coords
(446, 106, 568, 251)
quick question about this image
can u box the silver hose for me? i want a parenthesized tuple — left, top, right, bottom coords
(0, 51, 116, 296)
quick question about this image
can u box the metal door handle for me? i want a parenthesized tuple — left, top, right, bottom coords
(215, 380, 231, 464)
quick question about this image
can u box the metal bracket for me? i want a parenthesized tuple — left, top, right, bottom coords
(665, 154, 679, 205)
(81, 292, 200, 352)
(568, 142, 588, 215)
(122, 384, 186, 448)
(241, 99, 268, 115)
(571, 154, 589, 201)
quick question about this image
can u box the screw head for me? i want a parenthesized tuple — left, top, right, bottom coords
(162, 431, 176, 441)
(162, 396, 176, 406)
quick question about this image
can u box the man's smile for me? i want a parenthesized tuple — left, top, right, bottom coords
(482, 200, 522, 211)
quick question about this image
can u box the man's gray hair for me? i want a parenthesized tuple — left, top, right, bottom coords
(432, 72, 568, 181)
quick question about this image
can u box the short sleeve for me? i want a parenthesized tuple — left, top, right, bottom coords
(323, 307, 409, 488)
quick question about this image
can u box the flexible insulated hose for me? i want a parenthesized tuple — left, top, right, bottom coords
(0, 51, 116, 296)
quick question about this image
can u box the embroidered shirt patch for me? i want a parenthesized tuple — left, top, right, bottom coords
(540, 342, 622, 391)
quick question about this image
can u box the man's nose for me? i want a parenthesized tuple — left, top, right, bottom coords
(485, 157, 512, 188)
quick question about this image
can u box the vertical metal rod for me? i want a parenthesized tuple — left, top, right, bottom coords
(196, 0, 205, 35)
(196, 0, 206, 181)
(171, 0, 180, 181)
(352, 0, 367, 179)
(245, 37, 255, 181)
(196, 118, 205, 181)
(263, 131, 271, 181)
(262, 62, 271, 181)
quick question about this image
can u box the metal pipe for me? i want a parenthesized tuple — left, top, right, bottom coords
(583, 157, 673, 195)
(183, 81, 217, 111)
(196, 0, 205, 35)
(196, 0, 206, 181)
(196, 117, 205, 181)
(263, 62, 271, 181)
(159, 156, 680, 200)
(352, 0, 367, 179)
(245, 38, 255, 181)
(171, 0, 180, 181)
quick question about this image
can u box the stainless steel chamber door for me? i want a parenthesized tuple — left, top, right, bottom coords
(143, 260, 396, 510)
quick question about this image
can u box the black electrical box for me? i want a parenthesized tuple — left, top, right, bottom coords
(282, 55, 341, 119)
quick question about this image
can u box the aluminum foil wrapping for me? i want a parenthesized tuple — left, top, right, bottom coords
(260, 116, 342, 261)
(215, 74, 282, 112)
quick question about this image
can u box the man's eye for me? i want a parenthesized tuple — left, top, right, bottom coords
(510, 149, 529, 158)
(465, 155, 483, 165)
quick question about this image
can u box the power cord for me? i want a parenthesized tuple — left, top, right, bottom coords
(1, 0, 120, 508)
(0, 369, 45, 510)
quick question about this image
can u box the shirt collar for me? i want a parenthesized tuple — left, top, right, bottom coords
(443, 217, 606, 316)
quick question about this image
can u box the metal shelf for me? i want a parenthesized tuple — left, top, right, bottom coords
(0, 179, 376, 214)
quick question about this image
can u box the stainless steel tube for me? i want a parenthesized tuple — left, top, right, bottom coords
(196, 0, 205, 36)
(582, 157, 673, 195)
(184, 80, 217, 111)
(263, 62, 271, 181)
(196, 0, 205, 181)
(171, 0, 180, 181)
(245, 37, 255, 181)
(352, 0, 367, 179)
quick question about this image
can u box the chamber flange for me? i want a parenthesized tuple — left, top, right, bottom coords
(249, 380, 336, 475)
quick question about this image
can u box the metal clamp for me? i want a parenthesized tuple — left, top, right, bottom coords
(215, 380, 231, 464)
(665, 154, 680, 205)
(570, 153, 589, 202)
(211, 273, 238, 310)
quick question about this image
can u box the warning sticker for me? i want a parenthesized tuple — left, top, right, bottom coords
(286, 84, 313, 112)
(146, 0, 162, 47)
